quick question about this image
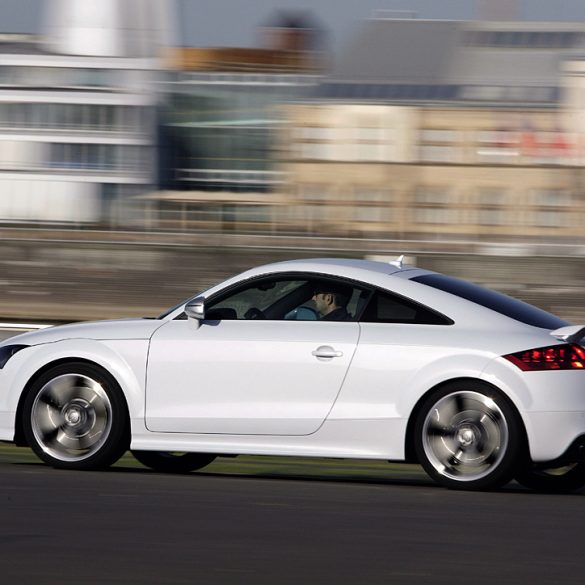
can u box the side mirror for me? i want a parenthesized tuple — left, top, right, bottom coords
(185, 297, 206, 321)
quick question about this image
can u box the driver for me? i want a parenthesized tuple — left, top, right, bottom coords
(312, 283, 352, 321)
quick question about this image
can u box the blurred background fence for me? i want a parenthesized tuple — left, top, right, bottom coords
(0, 230, 584, 324)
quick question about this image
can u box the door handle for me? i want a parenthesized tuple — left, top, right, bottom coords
(312, 345, 343, 359)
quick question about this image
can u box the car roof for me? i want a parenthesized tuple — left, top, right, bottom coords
(244, 257, 420, 278)
(213, 258, 434, 296)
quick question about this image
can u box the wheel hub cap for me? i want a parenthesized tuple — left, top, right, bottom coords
(456, 426, 477, 448)
(64, 404, 85, 426)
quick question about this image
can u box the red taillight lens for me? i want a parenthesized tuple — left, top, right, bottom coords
(504, 343, 585, 371)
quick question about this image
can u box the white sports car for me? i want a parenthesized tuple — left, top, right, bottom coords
(1, 257, 585, 492)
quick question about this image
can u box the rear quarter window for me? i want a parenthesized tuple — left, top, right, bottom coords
(360, 290, 452, 325)
(412, 273, 567, 329)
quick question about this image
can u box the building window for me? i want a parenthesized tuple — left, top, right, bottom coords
(300, 141, 330, 160)
(419, 129, 460, 163)
(350, 126, 386, 162)
(414, 208, 458, 224)
(531, 211, 570, 228)
(477, 188, 505, 206)
(355, 206, 391, 222)
(463, 30, 584, 49)
(48, 143, 130, 172)
(528, 189, 572, 228)
(296, 126, 335, 160)
(300, 126, 334, 141)
(302, 185, 329, 201)
(414, 187, 459, 224)
(419, 145, 456, 163)
(420, 129, 456, 142)
(476, 188, 506, 226)
(414, 187, 451, 205)
(0, 102, 140, 134)
(532, 189, 572, 207)
(352, 187, 393, 222)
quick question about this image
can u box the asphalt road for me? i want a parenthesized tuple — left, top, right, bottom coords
(1, 454, 584, 585)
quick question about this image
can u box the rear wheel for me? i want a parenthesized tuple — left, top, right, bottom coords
(22, 362, 129, 470)
(131, 450, 216, 473)
(515, 462, 585, 493)
(414, 381, 521, 490)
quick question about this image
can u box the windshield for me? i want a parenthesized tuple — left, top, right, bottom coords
(412, 273, 568, 330)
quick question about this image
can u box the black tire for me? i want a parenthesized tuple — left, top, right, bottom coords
(131, 450, 216, 473)
(22, 362, 130, 470)
(413, 381, 522, 491)
(515, 462, 585, 493)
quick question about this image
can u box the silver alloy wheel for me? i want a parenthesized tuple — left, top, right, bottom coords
(421, 390, 509, 482)
(30, 373, 113, 462)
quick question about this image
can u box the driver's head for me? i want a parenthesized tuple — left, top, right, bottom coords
(312, 283, 351, 316)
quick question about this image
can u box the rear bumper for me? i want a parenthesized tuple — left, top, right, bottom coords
(522, 411, 585, 462)
(533, 434, 585, 467)
(481, 360, 585, 462)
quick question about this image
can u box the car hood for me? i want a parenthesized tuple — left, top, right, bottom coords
(2, 318, 164, 346)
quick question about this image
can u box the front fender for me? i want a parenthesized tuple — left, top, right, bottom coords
(0, 338, 149, 442)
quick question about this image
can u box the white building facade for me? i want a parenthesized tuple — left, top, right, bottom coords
(0, 0, 174, 224)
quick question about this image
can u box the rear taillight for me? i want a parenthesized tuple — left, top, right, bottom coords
(504, 343, 585, 371)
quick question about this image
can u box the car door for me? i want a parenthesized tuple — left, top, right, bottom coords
(145, 275, 362, 436)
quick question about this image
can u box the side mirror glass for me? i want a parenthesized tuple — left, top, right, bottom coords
(185, 297, 206, 321)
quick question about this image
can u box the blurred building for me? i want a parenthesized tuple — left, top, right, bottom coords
(0, 0, 172, 225)
(276, 18, 585, 241)
(148, 12, 323, 231)
(259, 10, 326, 53)
(5, 5, 585, 243)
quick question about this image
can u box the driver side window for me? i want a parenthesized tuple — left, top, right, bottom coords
(207, 278, 312, 320)
(206, 275, 368, 322)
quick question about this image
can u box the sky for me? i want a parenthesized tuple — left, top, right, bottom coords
(3, 0, 585, 53)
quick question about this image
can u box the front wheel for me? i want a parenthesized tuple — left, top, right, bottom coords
(131, 450, 216, 473)
(22, 362, 129, 470)
(414, 382, 521, 490)
(515, 462, 585, 493)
